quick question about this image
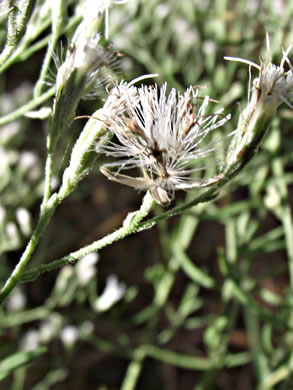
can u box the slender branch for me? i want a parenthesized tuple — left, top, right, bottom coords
(272, 158, 293, 286)
(0, 0, 37, 68)
(121, 349, 145, 390)
(18, 127, 273, 287)
(34, 0, 65, 98)
(41, 150, 54, 212)
(21, 191, 156, 283)
(0, 86, 55, 126)
(136, 133, 272, 230)
(19, 149, 259, 284)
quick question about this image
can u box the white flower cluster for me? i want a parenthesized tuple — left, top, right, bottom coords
(99, 82, 230, 205)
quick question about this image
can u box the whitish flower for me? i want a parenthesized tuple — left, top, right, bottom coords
(6, 286, 26, 311)
(0, 122, 21, 145)
(100, 83, 230, 206)
(0, 206, 6, 225)
(16, 208, 31, 237)
(102, 81, 139, 118)
(58, 75, 156, 200)
(21, 330, 40, 351)
(39, 314, 63, 343)
(224, 34, 293, 168)
(95, 274, 126, 311)
(155, 4, 170, 19)
(6, 222, 19, 247)
(76, 252, 99, 286)
(19, 151, 41, 180)
(55, 30, 117, 98)
(60, 325, 79, 348)
(80, 321, 94, 337)
(225, 34, 293, 113)
(19, 151, 39, 170)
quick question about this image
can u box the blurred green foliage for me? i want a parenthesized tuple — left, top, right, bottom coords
(1, 0, 293, 389)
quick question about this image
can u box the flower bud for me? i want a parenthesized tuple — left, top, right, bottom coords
(225, 35, 293, 171)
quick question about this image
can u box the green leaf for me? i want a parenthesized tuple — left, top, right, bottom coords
(0, 347, 47, 381)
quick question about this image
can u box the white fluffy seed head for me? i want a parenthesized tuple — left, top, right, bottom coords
(99, 82, 230, 205)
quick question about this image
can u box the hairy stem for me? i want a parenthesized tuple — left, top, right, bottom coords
(21, 191, 156, 283)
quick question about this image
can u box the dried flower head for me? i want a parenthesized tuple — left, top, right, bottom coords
(225, 34, 293, 113)
(99, 82, 230, 206)
(54, 30, 117, 98)
(224, 34, 293, 168)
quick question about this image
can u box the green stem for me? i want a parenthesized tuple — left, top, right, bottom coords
(0, 194, 59, 305)
(121, 349, 146, 390)
(0, 24, 51, 73)
(244, 308, 270, 384)
(0, 0, 37, 68)
(41, 150, 54, 211)
(0, 86, 55, 126)
(0, 3, 81, 73)
(272, 158, 293, 286)
(1, 306, 50, 327)
(141, 344, 211, 370)
(21, 191, 155, 283)
(18, 150, 262, 287)
(33, 43, 55, 99)
(34, 0, 65, 98)
(3, 107, 275, 302)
